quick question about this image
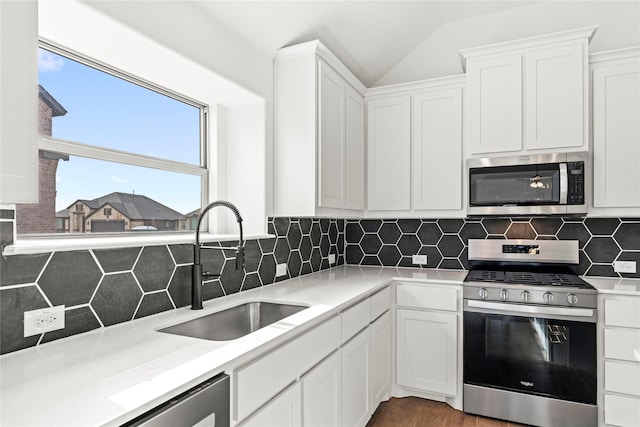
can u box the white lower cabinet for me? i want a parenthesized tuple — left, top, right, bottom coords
(341, 328, 371, 427)
(302, 351, 341, 427)
(370, 311, 391, 408)
(240, 383, 302, 427)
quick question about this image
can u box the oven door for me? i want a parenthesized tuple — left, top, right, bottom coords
(463, 302, 596, 405)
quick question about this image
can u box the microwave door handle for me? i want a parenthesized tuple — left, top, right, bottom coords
(559, 163, 568, 204)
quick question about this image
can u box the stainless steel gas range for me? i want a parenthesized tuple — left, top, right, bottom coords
(463, 239, 597, 427)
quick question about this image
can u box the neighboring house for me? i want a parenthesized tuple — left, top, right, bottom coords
(56, 192, 185, 233)
(181, 208, 200, 231)
(16, 85, 68, 234)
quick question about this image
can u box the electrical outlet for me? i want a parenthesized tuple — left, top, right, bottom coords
(412, 254, 427, 265)
(614, 261, 637, 274)
(24, 306, 65, 337)
(276, 263, 287, 277)
(328, 254, 336, 265)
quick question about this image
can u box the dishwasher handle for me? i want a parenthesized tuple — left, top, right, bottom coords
(122, 373, 230, 427)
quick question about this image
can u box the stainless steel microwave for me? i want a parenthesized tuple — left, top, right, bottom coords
(467, 152, 588, 216)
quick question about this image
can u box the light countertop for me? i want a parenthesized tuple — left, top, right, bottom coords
(583, 276, 640, 296)
(0, 265, 465, 427)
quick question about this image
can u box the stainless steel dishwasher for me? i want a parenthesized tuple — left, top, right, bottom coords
(122, 373, 229, 427)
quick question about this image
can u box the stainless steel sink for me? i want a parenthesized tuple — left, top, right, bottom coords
(159, 301, 308, 341)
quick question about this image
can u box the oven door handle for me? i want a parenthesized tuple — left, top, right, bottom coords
(466, 300, 594, 318)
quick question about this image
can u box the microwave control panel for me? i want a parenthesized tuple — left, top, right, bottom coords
(567, 162, 584, 205)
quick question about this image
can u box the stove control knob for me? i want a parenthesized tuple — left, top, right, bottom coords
(521, 290, 531, 302)
(543, 292, 554, 304)
(479, 288, 489, 299)
(499, 289, 509, 301)
(567, 293, 579, 305)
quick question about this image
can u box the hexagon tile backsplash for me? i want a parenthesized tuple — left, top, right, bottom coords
(1, 213, 639, 355)
(0, 216, 344, 355)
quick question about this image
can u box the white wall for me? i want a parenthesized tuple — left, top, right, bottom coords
(375, 1, 640, 86)
(38, 0, 272, 234)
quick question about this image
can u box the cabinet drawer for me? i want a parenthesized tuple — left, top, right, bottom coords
(605, 328, 640, 362)
(605, 298, 640, 328)
(396, 283, 458, 311)
(235, 316, 340, 421)
(341, 298, 371, 343)
(605, 360, 640, 396)
(604, 393, 640, 427)
(371, 286, 391, 321)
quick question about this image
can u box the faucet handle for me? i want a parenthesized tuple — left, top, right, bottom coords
(202, 271, 221, 280)
(235, 246, 245, 271)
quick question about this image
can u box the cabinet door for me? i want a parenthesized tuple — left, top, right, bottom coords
(412, 88, 462, 210)
(302, 351, 341, 427)
(467, 54, 522, 154)
(524, 43, 586, 150)
(370, 311, 391, 409)
(318, 61, 346, 209)
(593, 59, 640, 208)
(367, 95, 411, 210)
(240, 382, 301, 427)
(396, 308, 457, 396)
(345, 84, 365, 211)
(341, 328, 371, 427)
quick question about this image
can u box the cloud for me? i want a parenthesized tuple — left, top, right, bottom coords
(111, 176, 127, 183)
(38, 50, 64, 72)
(56, 174, 61, 182)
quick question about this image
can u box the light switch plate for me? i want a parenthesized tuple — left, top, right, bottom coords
(328, 254, 336, 265)
(412, 254, 427, 265)
(614, 261, 637, 273)
(24, 305, 65, 337)
(276, 263, 287, 277)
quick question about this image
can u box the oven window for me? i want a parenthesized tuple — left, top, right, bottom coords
(464, 312, 596, 404)
(469, 163, 560, 206)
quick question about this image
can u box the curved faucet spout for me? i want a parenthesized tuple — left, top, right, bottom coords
(192, 200, 244, 310)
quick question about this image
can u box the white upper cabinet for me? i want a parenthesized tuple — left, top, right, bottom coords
(461, 26, 597, 156)
(412, 87, 463, 211)
(274, 41, 366, 217)
(366, 95, 411, 211)
(590, 47, 640, 214)
(0, 1, 39, 204)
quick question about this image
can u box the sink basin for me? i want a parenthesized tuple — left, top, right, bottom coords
(159, 301, 308, 341)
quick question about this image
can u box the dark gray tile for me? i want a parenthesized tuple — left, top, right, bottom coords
(242, 240, 261, 273)
(200, 244, 225, 279)
(168, 244, 194, 265)
(267, 220, 276, 236)
(328, 222, 338, 244)
(1, 253, 51, 287)
(133, 246, 175, 292)
(242, 273, 262, 291)
(300, 236, 313, 261)
(438, 235, 464, 257)
(258, 254, 276, 286)
(584, 237, 620, 263)
(361, 256, 381, 266)
(585, 264, 618, 277)
(530, 218, 563, 236)
(310, 223, 322, 246)
(506, 222, 536, 240)
(398, 256, 416, 268)
(202, 280, 225, 301)
(258, 237, 276, 254)
(614, 223, 640, 250)
(378, 246, 401, 266)
(346, 245, 364, 264)
(311, 248, 322, 271)
(274, 237, 291, 264)
(459, 247, 469, 269)
(220, 259, 244, 295)
(0, 209, 14, 220)
(337, 219, 345, 233)
(398, 235, 421, 256)
(287, 222, 302, 249)
(437, 219, 464, 233)
(379, 223, 401, 244)
(616, 252, 640, 279)
(557, 222, 591, 248)
(135, 292, 174, 319)
(439, 258, 464, 270)
(418, 246, 442, 268)
(91, 273, 142, 327)
(361, 234, 383, 255)
(346, 222, 364, 243)
(299, 218, 312, 235)
(569, 250, 591, 276)
(398, 219, 421, 233)
(320, 235, 330, 257)
(459, 222, 487, 245)
(584, 218, 620, 236)
(41, 306, 101, 343)
(417, 222, 442, 245)
(273, 218, 290, 237)
(39, 251, 102, 307)
(167, 265, 192, 308)
(361, 219, 382, 233)
(93, 247, 141, 273)
(482, 218, 511, 235)
(288, 251, 302, 277)
(320, 218, 330, 233)
(0, 286, 48, 354)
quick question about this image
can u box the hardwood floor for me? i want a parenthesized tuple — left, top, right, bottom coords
(366, 397, 528, 427)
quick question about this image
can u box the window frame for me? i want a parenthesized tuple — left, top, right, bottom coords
(23, 40, 209, 239)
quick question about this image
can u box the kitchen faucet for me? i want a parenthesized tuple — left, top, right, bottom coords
(192, 200, 244, 310)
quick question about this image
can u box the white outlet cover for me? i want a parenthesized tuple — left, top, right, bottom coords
(24, 305, 65, 337)
(614, 261, 637, 274)
(275, 263, 287, 277)
(412, 254, 427, 265)
(328, 254, 336, 265)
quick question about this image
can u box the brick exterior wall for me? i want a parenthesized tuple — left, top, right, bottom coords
(15, 98, 60, 234)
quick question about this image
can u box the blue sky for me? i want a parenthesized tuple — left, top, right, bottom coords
(38, 49, 202, 214)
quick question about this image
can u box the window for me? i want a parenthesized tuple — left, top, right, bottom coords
(17, 42, 207, 236)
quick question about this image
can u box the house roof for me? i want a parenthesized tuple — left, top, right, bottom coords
(61, 192, 185, 220)
(38, 85, 67, 117)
